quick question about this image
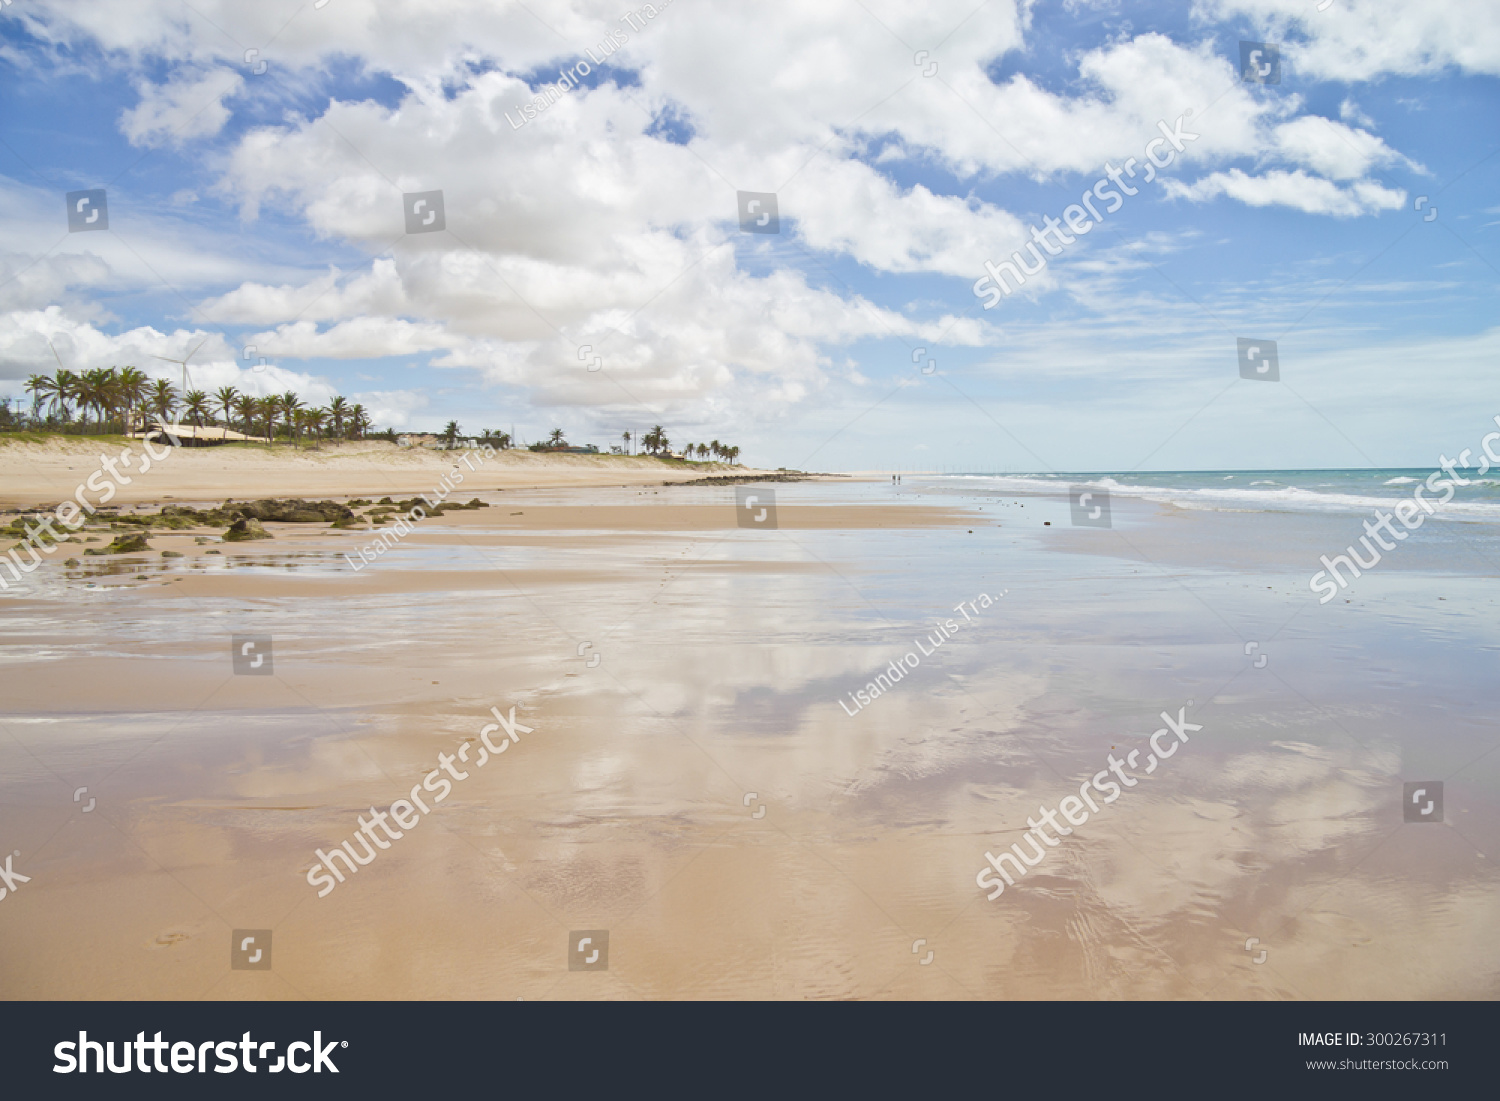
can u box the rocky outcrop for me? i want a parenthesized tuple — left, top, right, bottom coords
(85, 533, 151, 555)
(223, 518, 273, 542)
(395, 496, 490, 515)
(233, 499, 355, 523)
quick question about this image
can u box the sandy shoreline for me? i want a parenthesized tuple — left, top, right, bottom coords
(2, 470, 1497, 1000)
(0, 436, 860, 509)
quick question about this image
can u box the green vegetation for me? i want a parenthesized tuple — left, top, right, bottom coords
(612, 425, 742, 464)
(9, 366, 375, 445)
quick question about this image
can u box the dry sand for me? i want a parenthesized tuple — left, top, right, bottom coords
(0, 436, 831, 508)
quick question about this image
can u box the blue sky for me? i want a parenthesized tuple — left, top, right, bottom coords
(0, 0, 1495, 470)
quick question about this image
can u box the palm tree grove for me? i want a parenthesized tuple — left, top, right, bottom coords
(12, 366, 744, 464)
(17, 365, 375, 445)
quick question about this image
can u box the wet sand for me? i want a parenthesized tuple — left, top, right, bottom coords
(1, 477, 1498, 1000)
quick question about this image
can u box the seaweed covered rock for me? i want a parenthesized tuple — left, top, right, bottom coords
(412, 497, 491, 516)
(233, 499, 355, 523)
(84, 532, 151, 555)
(223, 518, 273, 542)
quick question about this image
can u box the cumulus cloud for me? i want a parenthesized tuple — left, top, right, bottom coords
(0, 0, 1443, 429)
(348, 388, 430, 429)
(1198, 0, 1500, 82)
(120, 68, 244, 148)
(1271, 116, 1411, 181)
(201, 261, 410, 326)
(0, 306, 331, 401)
(1164, 168, 1405, 216)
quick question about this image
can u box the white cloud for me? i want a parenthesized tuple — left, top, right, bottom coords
(1165, 168, 1405, 217)
(790, 160, 1030, 277)
(201, 261, 410, 325)
(120, 68, 244, 148)
(1198, 0, 1500, 81)
(0, 307, 332, 401)
(349, 388, 429, 429)
(1272, 115, 1410, 180)
(249, 316, 460, 360)
(0, 0, 1450, 433)
(1338, 98, 1376, 130)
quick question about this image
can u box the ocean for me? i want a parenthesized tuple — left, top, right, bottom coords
(918, 468, 1500, 519)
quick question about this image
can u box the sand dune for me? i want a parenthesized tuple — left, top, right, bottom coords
(0, 437, 816, 508)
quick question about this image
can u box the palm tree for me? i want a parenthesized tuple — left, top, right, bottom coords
(328, 395, 348, 438)
(214, 386, 239, 428)
(117, 368, 148, 435)
(621, 430, 631, 455)
(279, 391, 302, 443)
(75, 369, 101, 429)
(183, 390, 211, 428)
(305, 407, 326, 443)
(444, 420, 461, 446)
(234, 394, 259, 439)
(104, 368, 127, 431)
(349, 404, 369, 439)
(149, 378, 178, 428)
(728, 446, 740, 466)
(51, 369, 79, 423)
(547, 428, 566, 448)
(642, 425, 668, 455)
(81, 368, 125, 431)
(260, 398, 278, 442)
(23, 375, 53, 422)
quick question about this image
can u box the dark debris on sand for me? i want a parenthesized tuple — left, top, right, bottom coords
(668, 472, 839, 487)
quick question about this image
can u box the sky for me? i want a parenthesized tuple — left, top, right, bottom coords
(0, 0, 1495, 472)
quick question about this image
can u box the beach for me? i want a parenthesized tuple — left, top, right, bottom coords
(2, 451, 1498, 999)
(0, 437, 777, 508)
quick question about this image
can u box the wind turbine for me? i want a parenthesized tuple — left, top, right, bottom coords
(150, 336, 211, 393)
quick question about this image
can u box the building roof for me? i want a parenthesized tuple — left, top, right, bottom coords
(136, 423, 263, 442)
